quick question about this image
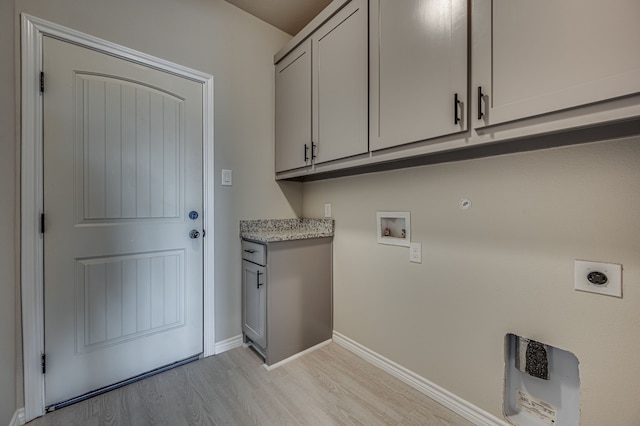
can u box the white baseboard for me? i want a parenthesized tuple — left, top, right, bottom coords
(9, 408, 25, 426)
(332, 331, 509, 426)
(214, 334, 244, 354)
(263, 339, 332, 371)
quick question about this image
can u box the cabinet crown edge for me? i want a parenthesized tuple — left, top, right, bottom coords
(274, 0, 351, 64)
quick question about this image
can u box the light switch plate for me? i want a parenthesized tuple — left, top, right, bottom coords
(221, 169, 232, 186)
(409, 242, 422, 264)
(574, 260, 622, 298)
(324, 203, 332, 218)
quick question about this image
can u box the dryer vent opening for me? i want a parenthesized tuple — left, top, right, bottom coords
(504, 333, 580, 426)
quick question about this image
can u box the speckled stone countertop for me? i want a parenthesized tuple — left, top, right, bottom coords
(239, 218, 334, 243)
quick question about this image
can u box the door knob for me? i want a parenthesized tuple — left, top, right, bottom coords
(189, 230, 200, 239)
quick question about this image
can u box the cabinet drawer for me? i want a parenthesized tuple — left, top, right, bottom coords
(242, 240, 266, 265)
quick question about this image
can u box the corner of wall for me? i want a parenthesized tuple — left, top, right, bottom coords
(276, 180, 304, 218)
(8, 408, 25, 426)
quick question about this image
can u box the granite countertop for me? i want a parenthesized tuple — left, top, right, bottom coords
(239, 218, 334, 243)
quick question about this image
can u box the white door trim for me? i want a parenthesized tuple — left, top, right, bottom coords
(20, 14, 215, 422)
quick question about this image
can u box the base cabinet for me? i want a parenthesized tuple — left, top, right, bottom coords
(242, 238, 332, 366)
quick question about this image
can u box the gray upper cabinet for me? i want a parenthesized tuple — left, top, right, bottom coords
(275, 0, 368, 173)
(275, 39, 312, 173)
(369, 0, 468, 151)
(275, 0, 640, 180)
(472, 0, 640, 128)
(313, 0, 368, 164)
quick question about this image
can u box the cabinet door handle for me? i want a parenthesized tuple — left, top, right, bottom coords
(256, 270, 263, 289)
(304, 144, 309, 162)
(311, 142, 317, 160)
(477, 86, 485, 120)
(454, 93, 461, 125)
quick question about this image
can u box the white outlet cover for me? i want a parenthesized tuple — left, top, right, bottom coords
(574, 260, 622, 298)
(324, 203, 332, 218)
(409, 242, 422, 264)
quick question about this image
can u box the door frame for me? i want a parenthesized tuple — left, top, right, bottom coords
(20, 14, 216, 421)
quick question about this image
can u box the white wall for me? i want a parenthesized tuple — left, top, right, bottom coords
(10, 0, 299, 417)
(302, 137, 640, 425)
(1, 0, 16, 422)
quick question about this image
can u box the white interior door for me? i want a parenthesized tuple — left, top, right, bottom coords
(43, 36, 204, 407)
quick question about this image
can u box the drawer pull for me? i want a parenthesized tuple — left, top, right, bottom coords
(256, 270, 264, 289)
(244, 249, 256, 254)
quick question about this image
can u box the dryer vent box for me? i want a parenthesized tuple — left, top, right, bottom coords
(504, 334, 580, 426)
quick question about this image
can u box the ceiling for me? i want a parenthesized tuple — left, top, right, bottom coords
(225, 0, 332, 35)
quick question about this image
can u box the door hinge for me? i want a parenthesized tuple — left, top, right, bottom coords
(40, 213, 45, 234)
(40, 72, 44, 94)
(41, 353, 46, 374)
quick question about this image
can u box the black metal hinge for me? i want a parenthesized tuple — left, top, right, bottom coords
(40, 213, 45, 234)
(40, 72, 44, 94)
(41, 353, 46, 374)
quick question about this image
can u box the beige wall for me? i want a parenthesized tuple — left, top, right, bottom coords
(302, 137, 640, 425)
(1, 0, 16, 422)
(8, 1, 639, 425)
(17, 0, 298, 341)
(9, 0, 298, 418)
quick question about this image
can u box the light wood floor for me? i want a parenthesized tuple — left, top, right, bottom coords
(30, 342, 474, 425)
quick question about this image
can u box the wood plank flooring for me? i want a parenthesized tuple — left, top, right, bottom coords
(30, 342, 474, 425)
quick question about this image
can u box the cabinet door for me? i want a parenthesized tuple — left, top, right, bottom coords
(312, 0, 368, 164)
(370, 0, 468, 151)
(473, 0, 640, 128)
(275, 39, 312, 173)
(242, 261, 266, 349)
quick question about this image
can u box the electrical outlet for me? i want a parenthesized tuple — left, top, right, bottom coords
(409, 242, 422, 264)
(574, 260, 622, 298)
(324, 203, 332, 218)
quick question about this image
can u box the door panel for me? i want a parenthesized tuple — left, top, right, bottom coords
(43, 36, 203, 406)
(370, 0, 468, 150)
(242, 261, 266, 349)
(275, 39, 312, 173)
(475, 0, 640, 126)
(313, 0, 368, 164)
(77, 74, 182, 220)
(76, 251, 184, 353)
